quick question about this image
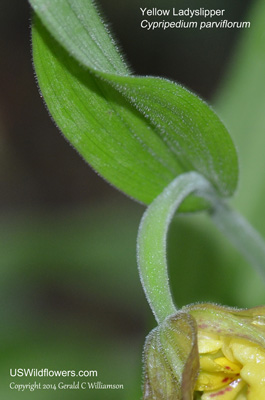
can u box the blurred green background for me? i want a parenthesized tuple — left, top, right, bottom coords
(1, 0, 265, 398)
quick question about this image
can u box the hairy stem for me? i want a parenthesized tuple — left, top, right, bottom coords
(211, 202, 265, 284)
(137, 172, 213, 324)
(137, 172, 265, 324)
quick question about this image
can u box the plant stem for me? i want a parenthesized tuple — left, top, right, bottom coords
(211, 202, 265, 284)
(137, 172, 265, 325)
(137, 172, 213, 324)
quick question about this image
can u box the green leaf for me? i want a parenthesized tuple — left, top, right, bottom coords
(30, 0, 238, 207)
(29, 0, 129, 75)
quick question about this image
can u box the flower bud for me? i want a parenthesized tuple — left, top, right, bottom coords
(143, 303, 265, 399)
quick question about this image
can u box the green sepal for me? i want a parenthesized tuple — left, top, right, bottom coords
(185, 303, 265, 348)
(143, 313, 199, 399)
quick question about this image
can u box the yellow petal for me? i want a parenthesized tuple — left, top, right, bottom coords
(222, 337, 237, 363)
(201, 378, 245, 400)
(200, 356, 224, 373)
(230, 339, 265, 365)
(240, 362, 265, 400)
(214, 357, 241, 375)
(198, 332, 222, 354)
(195, 371, 234, 391)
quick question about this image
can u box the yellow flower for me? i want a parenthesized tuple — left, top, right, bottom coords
(195, 332, 265, 399)
(143, 304, 265, 400)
